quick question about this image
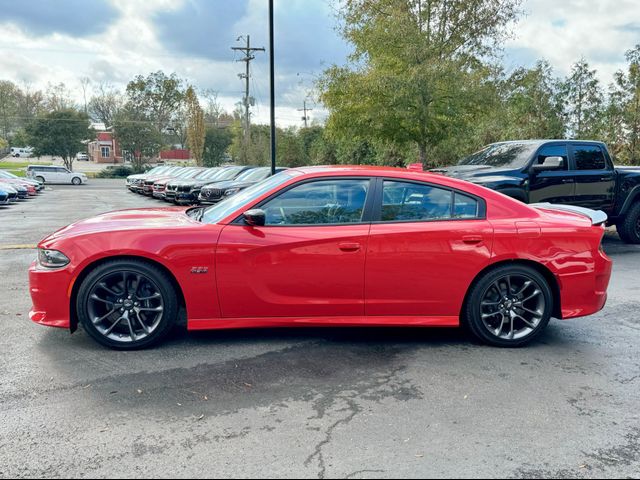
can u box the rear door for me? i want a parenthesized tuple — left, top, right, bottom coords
(569, 144, 616, 212)
(365, 179, 493, 318)
(528, 143, 575, 204)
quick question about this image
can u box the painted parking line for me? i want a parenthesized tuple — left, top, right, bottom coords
(0, 244, 37, 251)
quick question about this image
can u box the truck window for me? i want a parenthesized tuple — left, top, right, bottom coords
(535, 145, 568, 170)
(573, 145, 606, 170)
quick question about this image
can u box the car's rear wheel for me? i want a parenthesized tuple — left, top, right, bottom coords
(76, 259, 178, 350)
(72, 177, 82, 185)
(35, 176, 45, 184)
(617, 202, 640, 244)
(463, 265, 553, 347)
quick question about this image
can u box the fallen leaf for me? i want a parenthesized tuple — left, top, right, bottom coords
(82, 384, 92, 389)
(415, 454, 424, 458)
(203, 396, 208, 401)
(197, 414, 205, 421)
(137, 389, 143, 394)
(177, 403, 182, 406)
(464, 395, 468, 400)
(244, 383, 253, 388)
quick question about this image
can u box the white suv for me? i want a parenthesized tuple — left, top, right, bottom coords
(27, 166, 88, 185)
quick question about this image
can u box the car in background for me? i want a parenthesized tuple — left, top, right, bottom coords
(0, 170, 43, 192)
(26, 165, 87, 185)
(0, 183, 19, 203)
(76, 152, 89, 161)
(139, 167, 191, 196)
(198, 167, 287, 205)
(0, 177, 34, 198)
(0, 188, 9, 206)
(126, 166, 176, 193)
(147, 167, 203, 197)
(29, 166, 612, 350)
(163, 167, 224, 203)
(10, 147, 33, 158)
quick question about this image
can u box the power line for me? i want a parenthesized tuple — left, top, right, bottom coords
(297, 99, 314, 128)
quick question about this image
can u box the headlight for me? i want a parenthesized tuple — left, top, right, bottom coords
(38, 249, 70, 268)
(224, 188, 240, 197)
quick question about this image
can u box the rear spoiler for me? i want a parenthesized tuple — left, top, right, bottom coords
(531, 203, 608, 226)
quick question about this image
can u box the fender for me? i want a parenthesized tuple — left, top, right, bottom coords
(618, 184, 640, 216)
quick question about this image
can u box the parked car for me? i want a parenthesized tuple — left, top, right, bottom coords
(0, 188, 9, 206)
(432, 140, 640, 243)
(29, 166, 611, 350)
(76, 152, 89, 161)
(168, 166, 255, 205)
(198, 167, 287, 205)
(163, 167, 224, 203)
(0, 177, 33, 198)
(26, 165, 87, 185)
(142, 167, 193, 196)
(0, 183, 19, 203)
(126, 166, 176, 193)
(10, 147, 33, 158)
(150, 167, 207, 199)
(0, 170, 43, 192)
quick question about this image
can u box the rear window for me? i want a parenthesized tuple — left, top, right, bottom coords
(573, 145, 607, 170)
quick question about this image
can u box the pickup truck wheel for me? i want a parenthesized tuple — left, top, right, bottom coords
(617, 202, 640, 244)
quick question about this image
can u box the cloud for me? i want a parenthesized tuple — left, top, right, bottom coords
(0, 0, 119, 36)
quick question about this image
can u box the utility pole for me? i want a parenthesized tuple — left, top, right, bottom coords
(232, 35, 265, 146)
(269, 0, 276, 175)
(297, 100, 313, 128)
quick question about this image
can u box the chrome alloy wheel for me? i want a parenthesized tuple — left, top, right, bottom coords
(87, 270, 165, 343)
(480, 274, 546, 341)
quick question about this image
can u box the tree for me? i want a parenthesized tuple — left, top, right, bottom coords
(621, 45, 640, 163)
(203, 127, 232, 167)
(0, 80, 19, 141)
(562, 59, 604, 139)
(502, 61, 565, 139)
(44, 82, 75, 112)
(79, 77, 91, 115)
(185, 87, 205, 166)
(113, 108, 163, 172)
(88, 82, 124, 127)
(320, 0, 522, 168)
(125, 71, 185, 133)
(25, 109, 91, 170)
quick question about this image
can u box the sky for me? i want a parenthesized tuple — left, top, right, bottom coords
(0, 0, 638, 127)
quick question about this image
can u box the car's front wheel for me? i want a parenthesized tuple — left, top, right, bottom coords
(463, 265, 553, 347)
(71, 177, 82, 185)
(617, 202, 640, 244)
(76, 259, 178, 349)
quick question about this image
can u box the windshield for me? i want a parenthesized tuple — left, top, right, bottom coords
(194, 168, 221, 180)
(0, 171, 17, 179)
(458, 143, 539, 169)
(235, 168, 270, 182)
(201, 171, 300, 224)
(214, 166, 246, 181)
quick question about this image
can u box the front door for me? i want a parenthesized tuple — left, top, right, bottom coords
(528, 144, 575, 204)
(216, 178, 373, 318)
(365, 179, 493, 317)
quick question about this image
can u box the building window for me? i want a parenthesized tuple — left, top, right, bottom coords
(101, 146, 110, 158)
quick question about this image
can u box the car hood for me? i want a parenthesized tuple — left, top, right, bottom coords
(430, 165, 518, 183)
(201, 179, 238, 190)
(169, 178, 212, 187)
(40, 208, 199, 246)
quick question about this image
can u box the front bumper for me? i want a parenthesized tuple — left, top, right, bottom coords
(175, 192, 199, 205)
(29, 261, 73, 329)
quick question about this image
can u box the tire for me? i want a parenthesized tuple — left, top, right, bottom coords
(76, 259, 179, 350)
(36, 176, 45, 184)
(617, 202, 640, 244)
(72, 177, 82, 185)
(463, 264, 553, 347)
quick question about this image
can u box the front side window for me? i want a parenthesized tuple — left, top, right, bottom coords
(573, 145, 606, 170)
(262, 179, 370, 225)
(382, 181, 453, 221)
(101, 146, 110, 158)
(535, 144, 568, 170)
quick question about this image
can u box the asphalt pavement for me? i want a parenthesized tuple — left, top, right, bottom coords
(0, 180, 639, 479)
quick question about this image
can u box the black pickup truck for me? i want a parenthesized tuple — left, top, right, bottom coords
(432, 140, 640, 243)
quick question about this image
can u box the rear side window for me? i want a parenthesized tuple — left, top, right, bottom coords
(382, 181, 452, 221)
(535, 144, 568, 170)
(453, 193, 479, 219)
(573, 145, 606, 170)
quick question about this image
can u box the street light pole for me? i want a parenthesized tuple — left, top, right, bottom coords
(269, 0, 276, 175)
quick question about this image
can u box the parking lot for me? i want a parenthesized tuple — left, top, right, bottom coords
(1, 179, 640, 478)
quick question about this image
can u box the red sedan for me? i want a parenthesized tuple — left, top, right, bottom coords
(29, 166, 612, 349)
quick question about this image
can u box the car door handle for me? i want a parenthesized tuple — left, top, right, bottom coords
(561, 178, 575, 183)
(338, 242, 361, 252)
(462, 235, 483, 245)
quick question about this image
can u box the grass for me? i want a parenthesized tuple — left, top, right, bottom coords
(0, 161, 51, 170)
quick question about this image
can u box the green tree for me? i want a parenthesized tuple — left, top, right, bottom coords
(25, 109, 91, 170)
(621, 45, 640, 163)
(125, 71, 186, 133)
(203, 127, 232, 167)
(0, 80, 19, 141)
(113, 109, 163, 172)
(320, 0, 522, 168)
(562, 59, 604, 139)
(185, 87, 205, 166)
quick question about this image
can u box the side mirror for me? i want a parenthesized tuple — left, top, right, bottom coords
(243, 209, 266, 227)
(532, 156, 564, 172)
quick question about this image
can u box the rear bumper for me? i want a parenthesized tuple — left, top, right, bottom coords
(558, 248, 612, 319)
(28, 261, 72, 329)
